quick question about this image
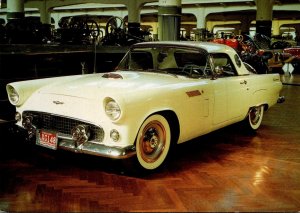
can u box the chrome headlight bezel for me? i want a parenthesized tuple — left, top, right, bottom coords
(104, 98, 121, 121)
(6, 85, 20, 105)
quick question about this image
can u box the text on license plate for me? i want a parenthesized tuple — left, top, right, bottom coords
(36, 130, 58, 150)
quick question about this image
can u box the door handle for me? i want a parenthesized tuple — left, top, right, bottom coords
(240, 80, 247, 84)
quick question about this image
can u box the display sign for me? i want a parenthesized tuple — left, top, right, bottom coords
(282, 63, 294, 75)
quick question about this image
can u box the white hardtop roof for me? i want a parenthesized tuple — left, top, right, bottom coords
(132, 41, 236, 54)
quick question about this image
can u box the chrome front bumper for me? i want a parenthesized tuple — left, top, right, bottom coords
(59, 139, 136, 159)
(15, 125, 136, 159)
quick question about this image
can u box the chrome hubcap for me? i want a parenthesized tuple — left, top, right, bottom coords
(250, 107, 261, 125)
(140, 121, 166, 163)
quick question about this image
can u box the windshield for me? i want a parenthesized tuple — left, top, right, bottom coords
(117, 46, 210, 78)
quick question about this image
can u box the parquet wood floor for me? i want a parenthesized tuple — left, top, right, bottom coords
(0, 78, 300, 212)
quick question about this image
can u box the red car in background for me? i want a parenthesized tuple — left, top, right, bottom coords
(211, 34, 300, 74)
(283, 47, 300, 60)
(282, 47, 300, 73)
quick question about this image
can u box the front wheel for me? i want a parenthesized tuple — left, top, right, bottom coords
(136, 114, 171, 170)
(245, 105, 264, 131)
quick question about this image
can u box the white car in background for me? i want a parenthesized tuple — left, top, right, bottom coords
(6, 41, 284, 170)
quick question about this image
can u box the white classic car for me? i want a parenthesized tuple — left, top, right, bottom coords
(6, 41, 284, 170)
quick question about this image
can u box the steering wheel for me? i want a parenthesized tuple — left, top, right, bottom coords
(181, 64, 204, 77)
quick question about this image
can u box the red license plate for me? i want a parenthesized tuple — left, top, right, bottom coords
(36, 130, 58, 150)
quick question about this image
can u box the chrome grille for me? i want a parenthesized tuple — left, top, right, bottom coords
(22, 111, 104, 143)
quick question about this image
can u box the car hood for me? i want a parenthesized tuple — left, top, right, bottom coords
(38, 71, 192, 99)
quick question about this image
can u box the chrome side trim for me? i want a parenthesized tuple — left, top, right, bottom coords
(59, 139, 136, 159)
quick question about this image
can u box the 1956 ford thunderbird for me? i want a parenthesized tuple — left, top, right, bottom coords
(6, 41, 284, 170)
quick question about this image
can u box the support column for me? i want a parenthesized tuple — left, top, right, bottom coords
(255, 0, 274, 38)
(6, 0, 25, 43)
(7, 0, 24, 21)
(127, 0, 142, 37)
(38, 2, 52, 43)
(272, 19, 280, 36)
(196, 8, 206, 30)
(195, 7, 207, 41)
(240, 16, 252, 35)
(158, 0, 182, 41)
(39, 2, 51, 25)
(150, 22, 159, 41)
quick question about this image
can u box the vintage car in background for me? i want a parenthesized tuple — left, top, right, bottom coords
(283, 46, 300, 59)
(6, 41, 284, 170)
(211, 34, 297, 74)
(282, 46, 300, 74)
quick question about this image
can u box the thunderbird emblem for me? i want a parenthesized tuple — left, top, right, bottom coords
(53, 101, 64, 105)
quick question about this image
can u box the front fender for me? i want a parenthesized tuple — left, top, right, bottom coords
(6, 75, 81, 106)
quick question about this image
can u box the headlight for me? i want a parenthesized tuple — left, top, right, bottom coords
(105, 98, 121, 120)
(6, 85, 19, 105)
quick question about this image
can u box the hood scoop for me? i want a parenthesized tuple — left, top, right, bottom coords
(102, 73, 123, 79)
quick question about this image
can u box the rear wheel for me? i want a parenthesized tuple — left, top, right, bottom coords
(136, 114, 171, 170)
(245, 105, 264, 131)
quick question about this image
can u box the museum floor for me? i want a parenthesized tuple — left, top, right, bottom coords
(0, 74, 299, 212)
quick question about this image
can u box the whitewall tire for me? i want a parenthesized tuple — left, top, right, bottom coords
(136, 114, 171, 170)
(246, 105, 264, 131)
